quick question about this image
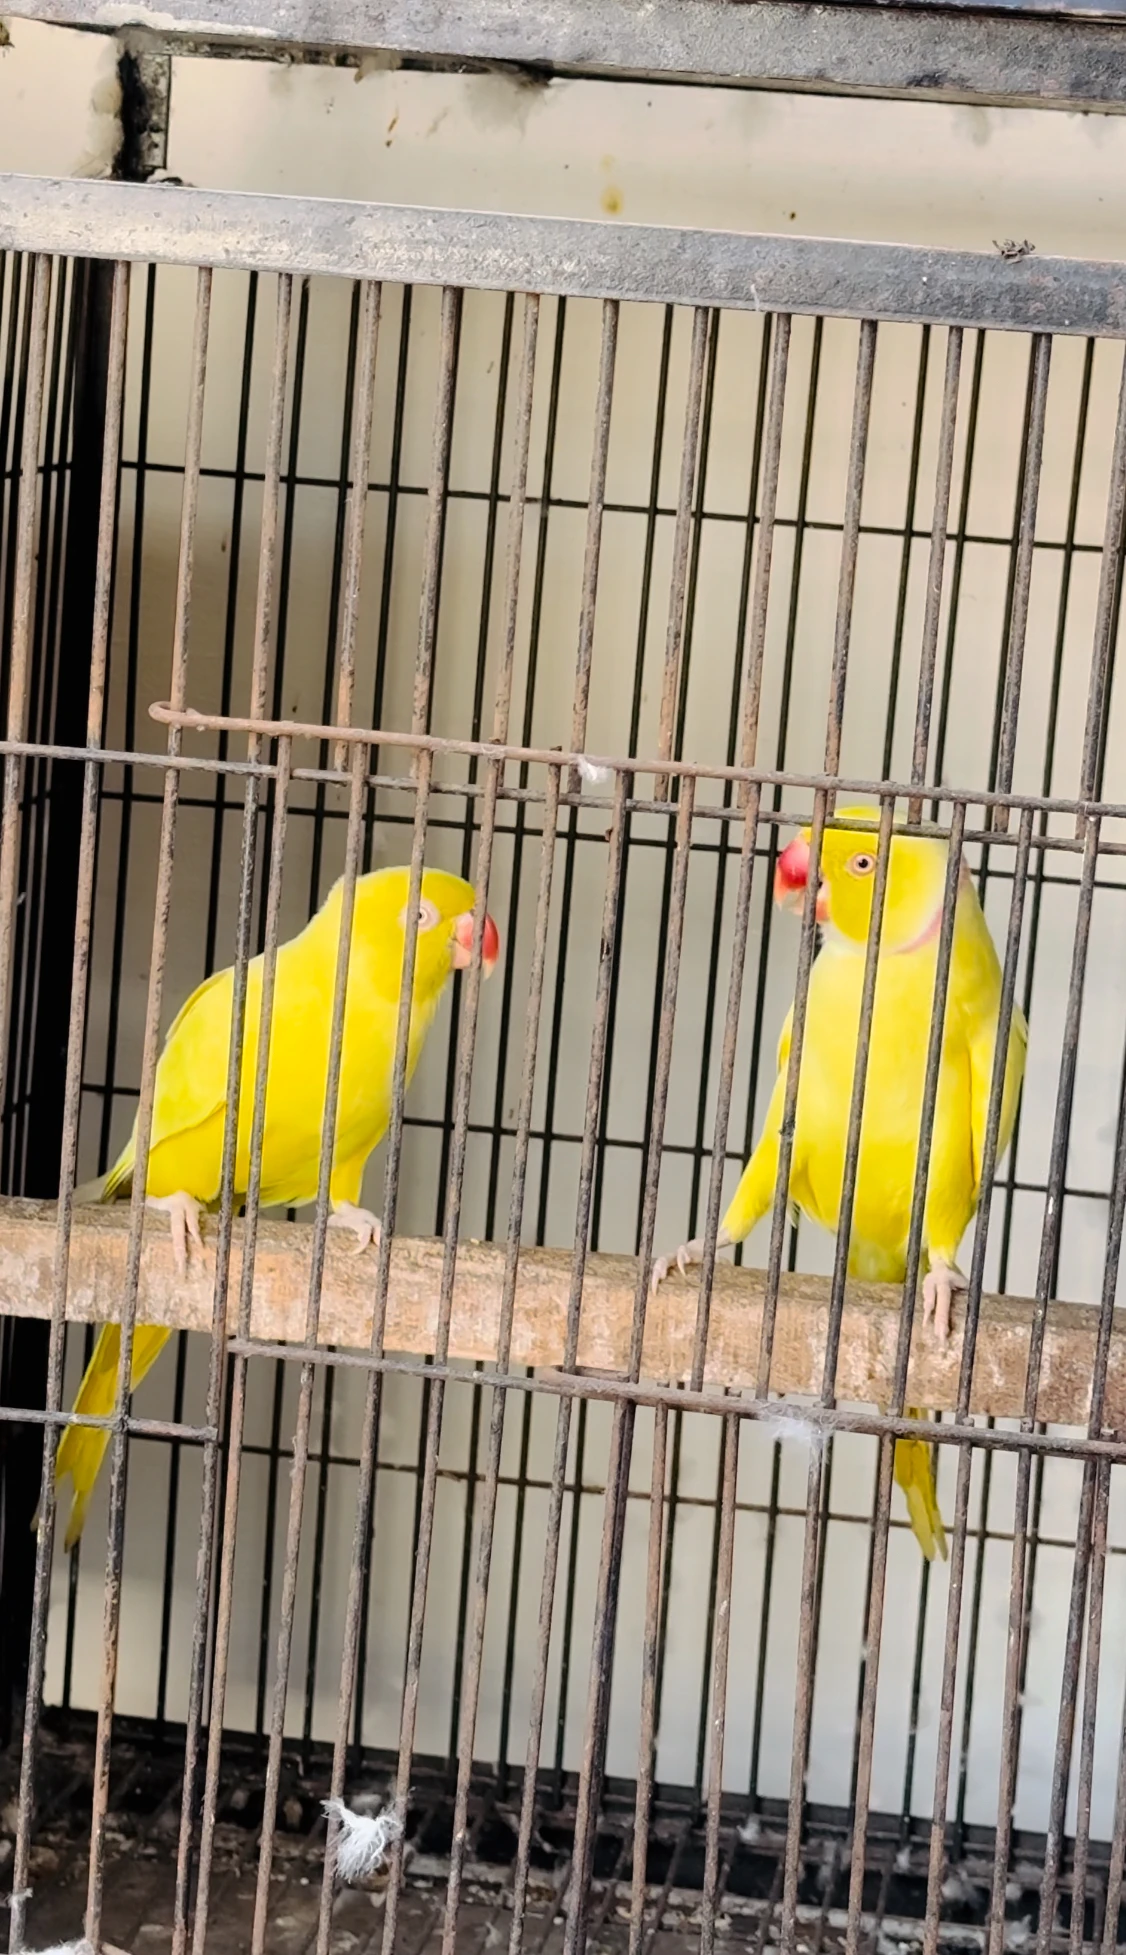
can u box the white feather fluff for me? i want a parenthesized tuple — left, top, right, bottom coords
(323, 1797, 402, 1883)
(577, 756, 612, 785)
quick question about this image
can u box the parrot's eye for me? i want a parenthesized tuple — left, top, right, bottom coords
(399, 898, 441, 934)
(847, 853, 876, 877)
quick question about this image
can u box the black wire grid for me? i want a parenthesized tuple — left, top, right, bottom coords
(0, 208, 1125, 1955)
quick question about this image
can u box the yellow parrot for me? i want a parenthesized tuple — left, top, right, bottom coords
(653, 809, 1027, 1560)
(52, 864, 499, 1549)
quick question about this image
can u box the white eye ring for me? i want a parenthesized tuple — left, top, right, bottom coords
(847, 852, 876, 877)
(399, 897, 440, 933)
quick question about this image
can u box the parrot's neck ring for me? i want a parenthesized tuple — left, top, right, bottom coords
(895, 864, 967, 955)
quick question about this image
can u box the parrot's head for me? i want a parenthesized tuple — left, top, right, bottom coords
(353, 866, 499, 999)
(773, 805, 954, 954)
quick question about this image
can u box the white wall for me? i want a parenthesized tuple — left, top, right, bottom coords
(3, 19, 1126, 1845)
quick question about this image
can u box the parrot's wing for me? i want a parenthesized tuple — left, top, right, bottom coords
(149, 965, 237, 1150)
(774, 1005, 794, 1076)
(969, 998, 1028, 1195)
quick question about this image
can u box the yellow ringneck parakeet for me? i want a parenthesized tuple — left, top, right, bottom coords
(654, 808, 1026, 1561)
(52, 864, 499, 1549)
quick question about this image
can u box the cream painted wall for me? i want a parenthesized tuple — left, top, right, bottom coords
(3, 21, 1125, 1852)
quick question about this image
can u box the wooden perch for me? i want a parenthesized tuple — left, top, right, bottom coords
(0, 1195, 1117, 1428)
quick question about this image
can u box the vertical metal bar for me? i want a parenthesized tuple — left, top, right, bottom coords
(188, 740, 291, 1955)
(7, 257, 128, 1955)
(1036, 986, 1126, 1954)
(846, 808, 973, 1955)
(782, 795, 898, 1955)
(84, 262, 212, 1953)
(186, 271, 293, 1955)
(172, 739, 292, 1955)
(568, 298, 617, 794)
(381, 587, 507, 1955)
(508, 768, 629, 1955)
(910, 327, 962, 822)
(922, 806, 1033, 1955)
(654, 305, 709, 801)
(565, 778, 695, 1955)
(250, 740, 368, 1955)
(699, 1413, 739, 1955)
(333, 278, 380, 767)
(0, 254, 49, 1109)
(991, 333, 1051, 833)
(412, 285, 461, 742)
(777, 324, 881, 1951)
(1070, 1461, 1111, 1955)
(690, 315, 790, 1379)
(434, 292, 541, 1955)
(760, 324, 877, 1399)
(628, 1398, 668, 1955)
(1078, 343, 1126, 822)
(823, 318, 877, 787)
(986, 816, 1102, 1955)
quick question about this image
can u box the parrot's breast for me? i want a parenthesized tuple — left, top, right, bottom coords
(789, 941, 976, 1276)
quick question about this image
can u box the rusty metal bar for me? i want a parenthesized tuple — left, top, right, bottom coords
(1077, 342, 1126, 823)
(688, 313, 791, 1422)
(845, 805, 968, 1955)
(1070, 1459, 1112, 1955)
(781, 797, 898, 1955)
(565, 779, 695, 1955)
(1035, 932, 1126, 1954)
(412, 285, 461, 741)
(567, 298, 617, 796)
(250, 744, 368, 1955)
(439, 290, 543, 1955)
(147, 696, 1126, 827)
(189, 270, 293, 1955)
(922, 804, 1033, 1955)
(175, 737, 293, 1955)
(823, 319, 877, 786)
(7, 256, 128, 1955)
(82, 260, 213, 1952)
(991, 334, 1051, 834)
(0, 254, 49, 1111)
(654, 306, 709, 800)
(332, 277, 381, 767)
(316, 754, 433, 1955)
(700, 1412, 740, 1955)
(508, 768, 629, 1955)
(628, 1398, 668, 1955)
(986, 814, 1102, 1955)
(909, 325, 962, 822)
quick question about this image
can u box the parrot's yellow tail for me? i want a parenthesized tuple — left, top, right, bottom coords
(894, 1417, 948, 1562)
(49, 1322, 171, 1550)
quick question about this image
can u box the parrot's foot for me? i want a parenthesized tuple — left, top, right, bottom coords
(922, 1258, 966, 1342)
(651, 1227, 732, 1294)
(147, 1191, 204, 1278)
(329, 1202, 382, 1254)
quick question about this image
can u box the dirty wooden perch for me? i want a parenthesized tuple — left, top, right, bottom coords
(0, 1196, 1116, 1428)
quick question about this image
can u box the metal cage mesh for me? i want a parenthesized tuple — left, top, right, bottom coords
(0, 152, 1125, 1955)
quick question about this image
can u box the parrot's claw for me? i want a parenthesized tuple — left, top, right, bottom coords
(147, 1191, 205, 1279)
(650, 1229, 731, 1295)
(651, 1240, 699, 1293)
(922, 1259, 966, 1343)
(329, 1202, 382, 1255)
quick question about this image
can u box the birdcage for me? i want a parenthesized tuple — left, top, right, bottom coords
(1, 7, 1126, 1955)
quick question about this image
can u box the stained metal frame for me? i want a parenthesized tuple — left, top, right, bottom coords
(1, 162, 1125, 1955)
(4, 177, 1126, 337)
(11, 0, 1126, 115)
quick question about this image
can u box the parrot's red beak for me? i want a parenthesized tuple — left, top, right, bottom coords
(452, 911, 500, 976)
(773, 835, 830, 923)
